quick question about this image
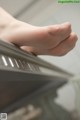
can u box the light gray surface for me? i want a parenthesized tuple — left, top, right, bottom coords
(0, 0, 34, 16)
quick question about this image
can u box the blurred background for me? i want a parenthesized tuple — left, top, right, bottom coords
(0, 0, 80, 75)
(0, 1, 80, 120)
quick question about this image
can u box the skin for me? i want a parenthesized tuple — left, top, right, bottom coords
(0, 7, 78, 56)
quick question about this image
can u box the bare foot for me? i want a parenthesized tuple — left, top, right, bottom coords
(0, 7, 78, 56)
